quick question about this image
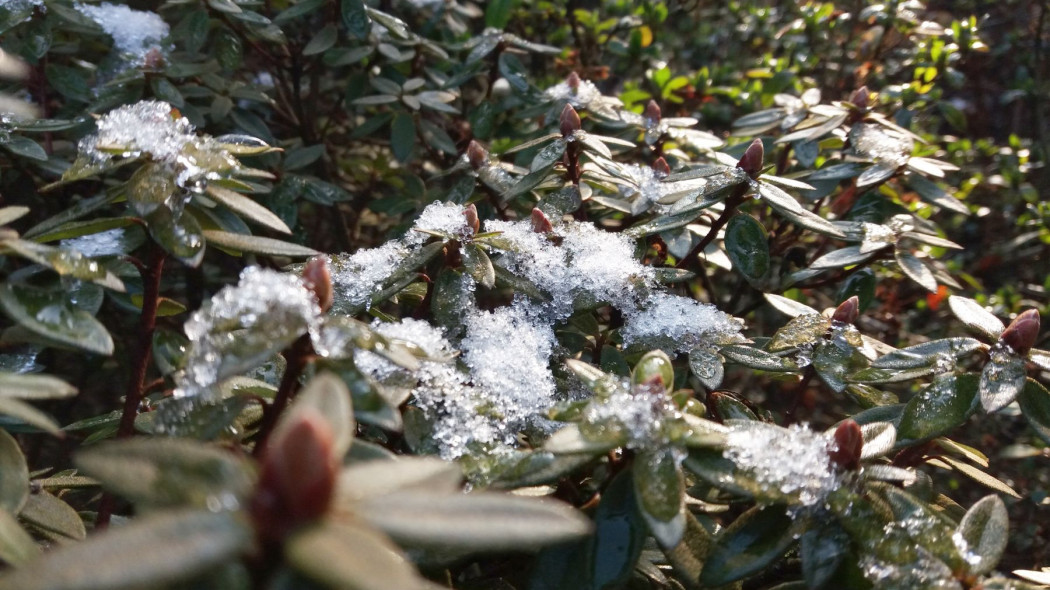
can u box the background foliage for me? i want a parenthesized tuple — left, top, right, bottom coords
(0, 0, 1048, 588)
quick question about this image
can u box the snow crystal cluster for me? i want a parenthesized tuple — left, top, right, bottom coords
(621, 292, 742, 354)
(356, 310, 557, 461)
(849, 123, 912, 168)
(329, 201, 471, 313)
(723, 422, 841, 507)
(60, 228, 128, 258)
(173, 267, 322, 402)
(76, 3, 169, 67)
(583, 379, 679, 449)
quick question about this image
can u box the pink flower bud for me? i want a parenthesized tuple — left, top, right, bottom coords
(736, 138, 764, 179)
(566, 71, 581, 91)
(302, 257, 333, 314)
(652, 157, 670, 176)
(1001, 309, 1041, 356)
(644, 100, 662, 125)
(530, 208, 553, 233)
(832, 296, 860, 325)
(463, 203, 480, 235)
(850, 86, 870, 110)
(466, 140, 488, 170)
(560, 103, 582, 137)
(829, 419, 863, 471)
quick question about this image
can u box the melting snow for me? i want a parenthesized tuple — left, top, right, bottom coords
(76, 3, 169, 66)
(723, 422, 840, 506)
(60, 228, 128, 257)
(174, 267, 321, 401)
(621, 292, 742, 353)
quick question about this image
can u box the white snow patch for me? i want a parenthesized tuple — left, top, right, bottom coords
(723, 422, 840, 507)
(76, 3, 169, 66)
(621, 292, 742, 353)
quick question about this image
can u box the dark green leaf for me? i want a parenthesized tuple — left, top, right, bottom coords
(980, 348, 1027, 413)
(205, 186, 291, 234)
(810, 246, 876, 270)
(688, 348, 724, 389)
(897, 373, 979, 442)
(633, 449, 685, 548)
(462, 243, 495, 288)
(700, 505, 797, 586)
(1019, 378, 1050, 445)
(390, 113, 416, 163)
(801, 519, 849, 589)
(0, 283, 114, 356)
(725, 214, 769, 281)
(302, 23, 337, 56)
(485, 0, 515, 28)
(2, 135, 48, 161)
(146, 207, 205, 268)
(341, 0, 371, 39)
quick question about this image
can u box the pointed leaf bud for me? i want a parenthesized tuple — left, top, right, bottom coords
(466, 140, 488, 170)
(463, 203, 480, 235)
(531, 208, 553, 233)
(829, 419, 863, 471)
(832, 296, 860, 325)
(644, 99, 662, 125)
(736, 138, 764, 179)
(302, 257, 333, 314)
(560, 103, 581, 137)
(850, 86, 870, 110)
(566, 71, 581, 91)
(1000, 309, 1041, 356)
(632, 350, 674, 393)
(652, 157, 671, 177)
(251, 409, 338, 540)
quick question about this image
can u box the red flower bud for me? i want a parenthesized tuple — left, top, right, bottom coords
(466, 140, 488, 170)
(251, 410, 338, 541)
(832, 296, 860, 325)
(566, 71, 581, 91)
(829, 419, 863, 471)
(530, 208, 553, 233)
(652, 157, 671, 176)
(1000, 309, 1041, 356)
(850, 86, 870, 111)
(302, 257, 333, 314)
(463, 203, 480, 235)
(560, 103, 581, 137)
(736, 138, 764, 179)
(644, 100, 662, 125)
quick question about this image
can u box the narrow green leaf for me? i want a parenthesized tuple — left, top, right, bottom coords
(18, 491, 86, 542)
(801, 518, 849, 589)
(0, 430, 28, 515)
(74, 438, 254, 511)
(0, 398, 62, 435)
(895, 250, 938, 292)
(947, 296, 1004, 340)
(205, 186, 291, 234)
(0, 372, 76, 400)
(202, 230, 319, 257)
(462, 243, 495, 288)
(0, 509, 36, 566)
(302, 23, 337, 55)
(720, 344, 799, 372)
(980, 349, 1027, 413)
(0, 510, 253, 590)
(287, 522, 439, 590)
(145, 207, 205, 268)
(1019, 378, 1050, 445)
(359, 491, 592, 551)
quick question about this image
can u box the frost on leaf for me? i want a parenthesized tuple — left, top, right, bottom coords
(621, 292, 743, 354)
(76, 3, 170, 67)
(582, 379, 679, 450)
(849, 123, 911, 168)
(60, 228, 130, 258)
(172, 267, 322, 403)
(723, 422, 841, 507)
(406, 201, 474, 245)
(544, 76, 622, 119)
(356, 309, 558, 461)
(71, 101, 241, 217)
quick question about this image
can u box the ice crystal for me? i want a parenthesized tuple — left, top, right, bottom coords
(621, 292, 743, 353)
(544, 77, 622, 118)
(174, 267, 321, 402)
(76, 3, 169, 66)
(850, 123, 912, 167)
(356, 310, 558, 461)
(406, 201, 473, 246)
(583, 380, 679, 449)
(861, 546, 960, 590)
(328, 241, 412, 313)
(485, 217, 654, 320)
(723, 422, 840, 506)
(60, 228, 128, 258)
(461, 305, 556, 420)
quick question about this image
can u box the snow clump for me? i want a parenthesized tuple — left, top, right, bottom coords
(76, 3, 169, 67)
(723, 421, 841, 507)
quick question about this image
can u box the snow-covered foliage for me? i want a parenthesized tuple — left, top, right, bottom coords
(76, 3, 169, 66)
(723, 421, 841, 507)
